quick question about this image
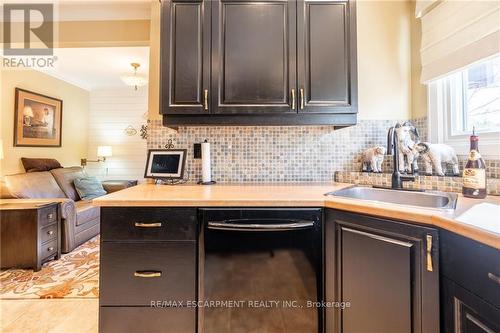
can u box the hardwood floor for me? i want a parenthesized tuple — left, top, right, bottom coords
(0, 299, 98, 333)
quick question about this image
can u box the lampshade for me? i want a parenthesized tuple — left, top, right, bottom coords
(0, 139, 4, 160)
(121, 74, 148, 88)
(23, 106, 34, 117)
(97, 146, 112, 157)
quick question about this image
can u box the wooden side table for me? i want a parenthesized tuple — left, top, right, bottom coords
(0, 201, 61, 271)
(101, 180, 138, 194)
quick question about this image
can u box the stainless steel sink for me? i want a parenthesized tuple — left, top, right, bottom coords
(326, 186, 457, 211)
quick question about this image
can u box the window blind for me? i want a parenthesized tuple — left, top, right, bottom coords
(418, 0, 500, 83)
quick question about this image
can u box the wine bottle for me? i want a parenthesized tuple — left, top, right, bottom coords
(462, 128, 487, 199)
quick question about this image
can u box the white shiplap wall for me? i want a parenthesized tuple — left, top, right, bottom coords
(86, 87, 148, 181)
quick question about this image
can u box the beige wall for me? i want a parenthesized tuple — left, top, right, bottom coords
(410, 1, 428, 119)
(148, 0, 415, 121)
(148, 1, 162, 121)
(2, 20, 150, 49)
(0, 70, 89, 176)
(57, 20, 150, 48)
(357, 0, 412, 120)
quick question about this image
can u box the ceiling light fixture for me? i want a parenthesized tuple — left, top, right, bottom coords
(121, 62, 148, 90)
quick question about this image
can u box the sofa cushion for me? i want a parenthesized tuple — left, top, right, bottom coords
(50, 167, 87, 201)
(75, 200, 100, 226)
(74, 177, 107, 200)
(4, 172, 67, 199)
(21, 158, 62, 173)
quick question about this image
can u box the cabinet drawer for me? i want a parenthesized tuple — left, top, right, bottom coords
(38, 206, 57, 227)
(100, 242, 196, 306)
(442, 277, 500, 333)
(40, 224, 57, 243)
(40, 239, 57, 260)
(441, 230, 500, 308)
(99, 307, 195, 333)
(101, 208, 197, 241)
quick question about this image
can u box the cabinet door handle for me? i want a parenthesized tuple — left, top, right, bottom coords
(488, 272, 500, 285)
(134, 271, 162, 278)
(426, 234, 433, 272)
(300, 88, 304, 110)
(47, 247, 54, 252)
(134, 222, 162, 228)
(47, 230, 54, 235)
(47, 213, 54, 220)
(203, 89, 208, 110)
(291, 89, 296, 109)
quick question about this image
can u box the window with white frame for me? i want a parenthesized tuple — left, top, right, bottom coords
(450, 55, 500, 134)
(428, 55, 500, 157)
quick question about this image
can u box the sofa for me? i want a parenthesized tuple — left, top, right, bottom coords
(3, 167, 101, 253)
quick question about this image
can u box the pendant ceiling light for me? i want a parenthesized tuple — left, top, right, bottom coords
(121, 62, 148, 90)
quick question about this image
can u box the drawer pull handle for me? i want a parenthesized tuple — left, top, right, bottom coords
(48, 213, 54, 219)
(134, 222, 162, 228)
(134, 271, 162, 278)
(488, 272, 500, 285)
(203, 89, 208, 111)
(300, 88, 304, 110)
(426, 234, 433, 272)
(47, 247, 54, 251)
(47, 230, 54, 235)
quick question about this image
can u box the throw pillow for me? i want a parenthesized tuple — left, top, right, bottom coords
(21, 158, 62, 172)
(74, 177, 107, 200)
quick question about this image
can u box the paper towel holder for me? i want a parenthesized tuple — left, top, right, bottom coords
(197, 139, 216, 185)
(198, 180, 216, 185)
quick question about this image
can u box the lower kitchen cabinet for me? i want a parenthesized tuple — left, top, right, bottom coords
(325, 210, 439, 333)
(99, 207, 198, 333)
(100, 307, 196, 333)
(442, 277, 499, 333)
(440, 230, 500, 333)
(100, 242, 196, 306)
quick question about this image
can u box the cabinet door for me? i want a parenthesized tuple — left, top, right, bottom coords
(297, 0, 357, 114)
(161, 0, 211, 115)
(442, 277, 500, 333)
(212, 0, 296, 114)
(325, 210, 439, 333)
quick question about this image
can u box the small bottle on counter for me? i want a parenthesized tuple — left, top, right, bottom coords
(462, 127, 487, 199)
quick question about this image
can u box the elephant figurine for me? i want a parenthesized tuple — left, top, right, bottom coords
(413, 142, 459, 176)
(394, 121, 420, 174)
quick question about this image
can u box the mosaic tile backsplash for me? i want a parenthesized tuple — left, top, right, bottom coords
(147, 117, 499, 192)
(148, 119, 401, 182)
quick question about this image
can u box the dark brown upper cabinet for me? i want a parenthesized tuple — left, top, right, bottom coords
(160, 0, 211, 115)
(160, 0, 357, 126)
(211, 0, 296, 114)
(297, 0, 357, 114)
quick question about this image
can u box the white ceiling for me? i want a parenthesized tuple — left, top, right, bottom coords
(40, 47, 150, 91)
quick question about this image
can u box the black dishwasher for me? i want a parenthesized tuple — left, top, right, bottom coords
(201, 208, 323, 333)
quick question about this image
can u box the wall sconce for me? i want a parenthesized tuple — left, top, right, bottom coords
(81, 146, 113, 167)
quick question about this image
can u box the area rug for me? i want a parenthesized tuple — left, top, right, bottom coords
(0, 236, 99, 299)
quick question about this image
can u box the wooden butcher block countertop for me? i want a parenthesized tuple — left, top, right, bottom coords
(93, 183, 500, 250)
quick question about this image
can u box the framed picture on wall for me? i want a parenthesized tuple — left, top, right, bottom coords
(14, 88, 63, 147)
